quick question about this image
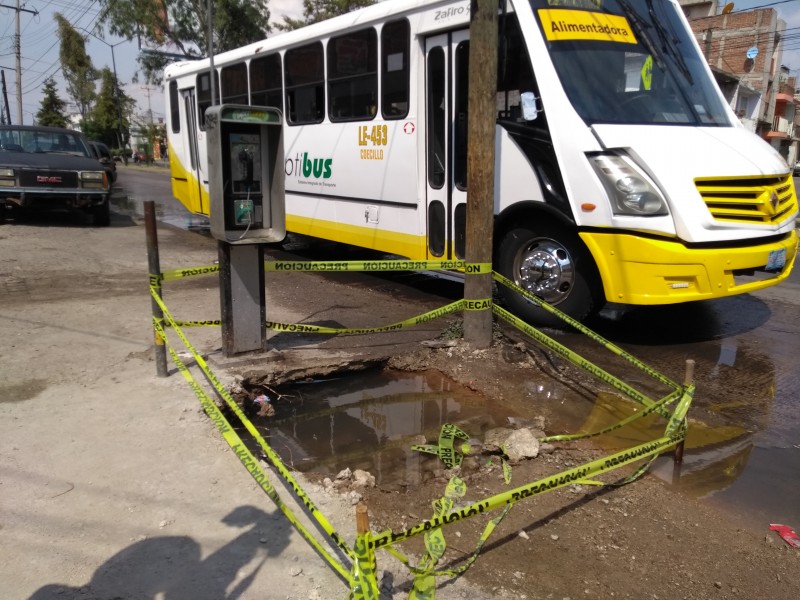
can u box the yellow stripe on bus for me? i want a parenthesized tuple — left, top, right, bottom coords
(286, 214, 428, 259)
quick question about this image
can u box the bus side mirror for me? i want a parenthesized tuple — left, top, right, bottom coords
(521, 91, 538, 121)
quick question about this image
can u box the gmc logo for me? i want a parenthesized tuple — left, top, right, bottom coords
(37, 175, 62, 183)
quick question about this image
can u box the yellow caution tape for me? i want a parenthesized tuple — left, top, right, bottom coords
(493, 272, 681, 391)
(151, 260, 694, 598)
(169, 319, 221, 328)
(414, 423, 471, 469)
(265, 259, 492, 274)
(160, 264, 220, 282)
(462, 299, 492, 311)
(266, 300, 480, 335)
(160, 260, 493, 283)
(409, 476, 466, 598)
(350, 532, 380, 600)
(150, 289, 356, 575)
(493, 301, 676, 421)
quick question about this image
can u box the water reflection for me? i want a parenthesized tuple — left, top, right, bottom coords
(113, 192, 210, 233)
(244, 370, 508, 487)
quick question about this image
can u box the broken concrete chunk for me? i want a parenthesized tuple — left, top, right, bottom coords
(503, 429, 540, 461)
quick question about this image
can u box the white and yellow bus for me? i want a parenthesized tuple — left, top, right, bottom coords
(164, 0, 798, 327)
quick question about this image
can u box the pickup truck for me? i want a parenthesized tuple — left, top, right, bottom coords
(0, 125, 112, 226)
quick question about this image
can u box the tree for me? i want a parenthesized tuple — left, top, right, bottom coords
(131, 118, 166, 165)
(95, 0, 271, 84)
(278, 0, 375, 31)
(36, 78, 69, 128)
(82, 68, 136, 149)
(55, 14, 97, 119)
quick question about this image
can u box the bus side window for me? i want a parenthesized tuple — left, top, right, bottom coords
(197, 70, 220, 131)
(221, 63, 248, 105)
(285, 42, 325, 125)
(251, 53, 283, 112)
(381, 19, 409, 119)
(169, 81, 180, 134)
(328, 28, 378, 122)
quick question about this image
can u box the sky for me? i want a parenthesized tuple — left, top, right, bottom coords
(1, 0, 800, 127)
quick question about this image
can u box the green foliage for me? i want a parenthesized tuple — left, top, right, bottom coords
(95, 0, 271, 84)
(55, 14, 97, 119)
(84, 68, 136, 148)
(130, 119, 166, 164)
(35, 78, 69, 128)
(277, 0, 376, 31)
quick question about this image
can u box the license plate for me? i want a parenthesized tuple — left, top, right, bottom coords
(765, 248, 786, 272)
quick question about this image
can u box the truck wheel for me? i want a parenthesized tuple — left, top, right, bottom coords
(496, 222, 603, 328)
(91, 200, 110, 227)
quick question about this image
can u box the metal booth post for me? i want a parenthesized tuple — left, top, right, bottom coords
(206, 105, 286, 356)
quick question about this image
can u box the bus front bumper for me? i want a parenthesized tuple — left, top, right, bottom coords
(580, 229, 798, 305)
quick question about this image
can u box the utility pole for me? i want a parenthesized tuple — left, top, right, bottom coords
(1, 70, 11, 125)
(140, 85, 156, 124)
(0, 1, 39, 124)
(463, 0, 498, 347)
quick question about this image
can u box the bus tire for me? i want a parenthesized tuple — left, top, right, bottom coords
(496, 223, 602, 328)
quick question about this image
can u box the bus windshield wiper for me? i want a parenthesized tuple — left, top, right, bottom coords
(616, 0, 666, 72)
(645, 0, 693, 85)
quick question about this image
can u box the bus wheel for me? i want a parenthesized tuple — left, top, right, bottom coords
(496, 224, 602, 328)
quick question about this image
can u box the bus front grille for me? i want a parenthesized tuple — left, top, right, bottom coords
(694, 174, 798, 225)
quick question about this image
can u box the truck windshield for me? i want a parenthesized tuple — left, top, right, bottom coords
(0, 128, 91, 156)
(530, 0, 731, 126)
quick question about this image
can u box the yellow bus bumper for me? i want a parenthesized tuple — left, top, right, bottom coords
(580, 229, 798, 305)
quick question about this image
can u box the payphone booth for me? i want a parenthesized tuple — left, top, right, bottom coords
(206, 105, 285, 355)
(207, 105, 285, 244)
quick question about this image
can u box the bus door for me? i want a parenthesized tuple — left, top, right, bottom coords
(425, 30, 469, 260)
(180, 88, 207, 215)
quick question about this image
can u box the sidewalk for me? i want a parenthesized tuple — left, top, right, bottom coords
(0, 215, 476, 600)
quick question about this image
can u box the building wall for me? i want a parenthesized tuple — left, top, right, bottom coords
(689, 9, 784, 133)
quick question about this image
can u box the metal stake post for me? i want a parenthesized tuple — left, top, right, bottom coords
(145, 200, 168, 377)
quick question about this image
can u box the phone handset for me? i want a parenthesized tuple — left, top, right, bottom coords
(234, 148, 255, 229)
(238, 148, 254, 188)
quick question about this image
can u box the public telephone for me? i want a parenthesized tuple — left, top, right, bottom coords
(226, 129, 261, 229)
(207, 105, 285, 244)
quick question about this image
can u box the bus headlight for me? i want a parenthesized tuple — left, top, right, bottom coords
(590, 154, 668, 216)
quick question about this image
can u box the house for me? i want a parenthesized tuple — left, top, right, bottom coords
(680, 0, 800, 166)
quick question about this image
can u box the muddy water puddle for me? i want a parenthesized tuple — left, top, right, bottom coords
(238, 364, 798, 530)
(239, 369, 520, 488)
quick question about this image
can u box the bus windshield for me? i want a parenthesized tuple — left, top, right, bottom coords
(530, 0, 731, 126)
